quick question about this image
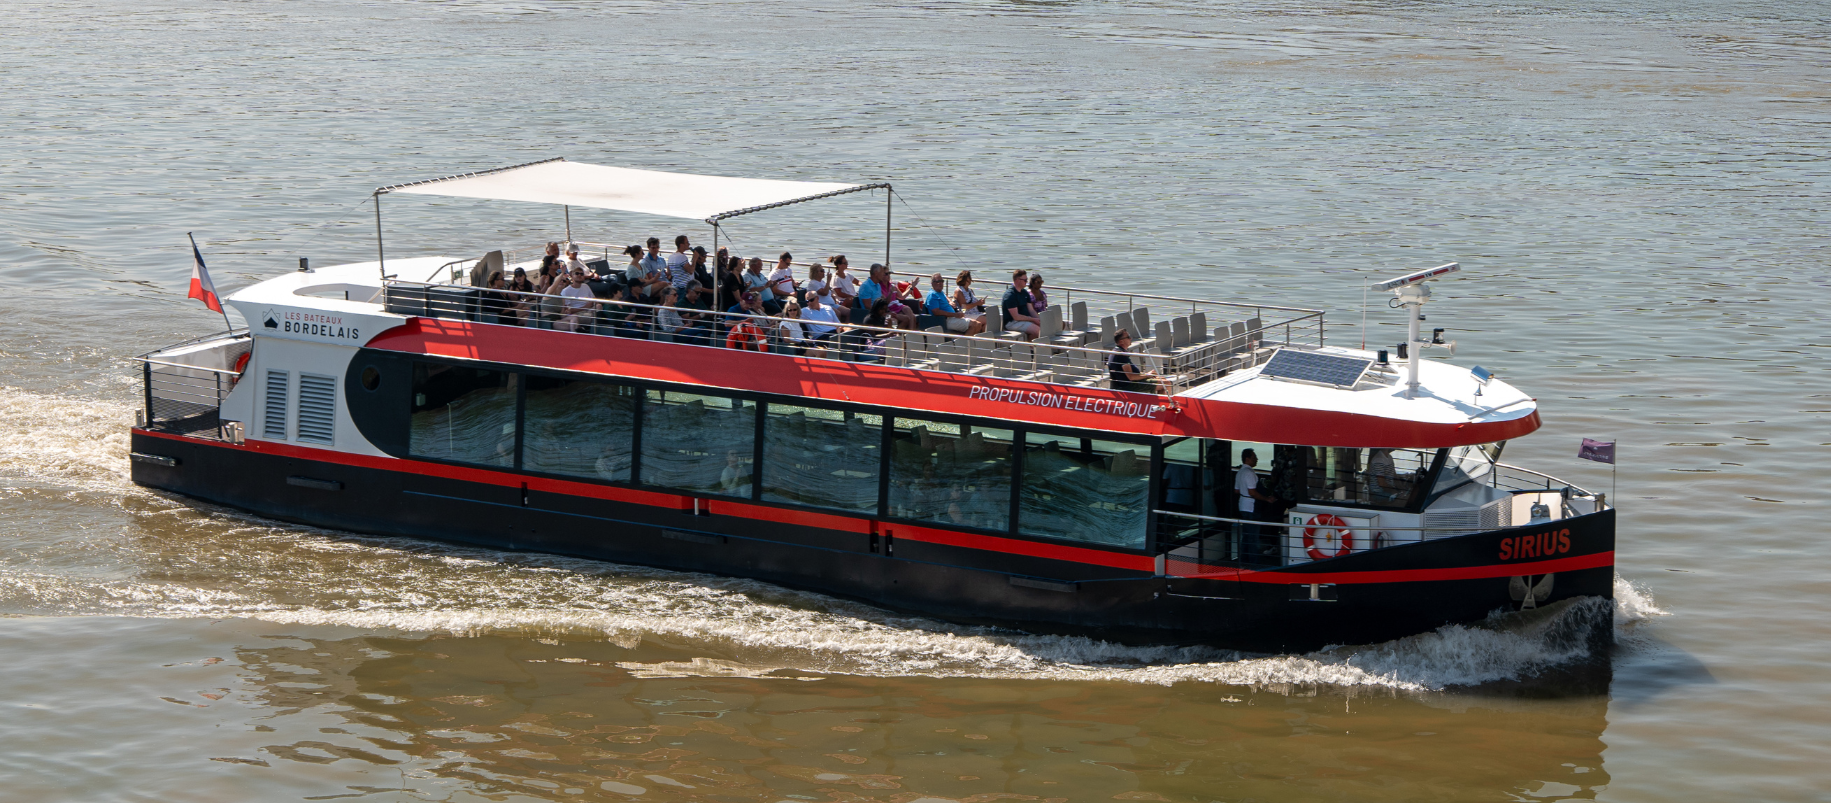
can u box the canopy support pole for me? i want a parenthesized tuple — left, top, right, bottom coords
(373, 192, 386, 279)
(564, 205, 572, 243)
(884, 190, 892, 268)
(711, 222, 721, 309)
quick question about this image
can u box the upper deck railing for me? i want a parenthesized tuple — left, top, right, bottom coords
(377, 275, 1325, 396)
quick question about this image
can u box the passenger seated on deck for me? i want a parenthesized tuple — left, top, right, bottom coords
(799, 290, 840, 343)
(555, 268, 598, 332)
(775, 299, 810, 356)
(640, 237, 669, 280)
(827, 256, 858, 323)
(1001, 269, 1041, 340)
(716, 254, 745, 312)
(953, 270, 987, 325)
(742, 257, 770, 299)
(622, 244, 646, 284)
(503, 268, 536, 326)
(534, 254, 563, 294)
(1107, 329, 1167, 394)
(666, 235, 693, 284)
(689, 246, 714, 291)
(564, 244, 589, 276)
(804, 264, 831, 310)
(654, 286, 687, 339)
(1028, 272, 1049, 313)
(675, 284, 713, 345)
(858, 264, 917, 329)
(926, 273, 983, 335)
(767, 252, 798, 310)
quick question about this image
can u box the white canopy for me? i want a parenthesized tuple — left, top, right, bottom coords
(377, 158, 876, 222)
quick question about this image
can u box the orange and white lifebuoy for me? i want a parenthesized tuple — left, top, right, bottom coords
(228, 351, 251, 388)
(1303, 513, 1353, 561)
(725, 320, 768, 352)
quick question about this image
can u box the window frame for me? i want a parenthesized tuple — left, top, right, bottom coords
(393, 354, 1165, 554)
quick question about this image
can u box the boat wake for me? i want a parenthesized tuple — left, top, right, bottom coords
(0, 386, 1666, 693)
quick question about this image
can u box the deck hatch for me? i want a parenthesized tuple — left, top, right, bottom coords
(262, 371, 289, 440)
(296, 373, 337, 445)
(1260, 349, 1372, 389)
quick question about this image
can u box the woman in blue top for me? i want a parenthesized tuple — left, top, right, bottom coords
(926, 273, 985, 335)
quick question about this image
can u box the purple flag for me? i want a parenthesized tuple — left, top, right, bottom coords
(1578, 438, 1616, 464)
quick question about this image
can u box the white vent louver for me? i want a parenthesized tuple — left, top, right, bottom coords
(1421, 495, 1512, 538)
(295, 374, 336, 445)
(262, 371, 289, 440)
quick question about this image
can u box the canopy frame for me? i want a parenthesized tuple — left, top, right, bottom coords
(369, 158, 894, 292)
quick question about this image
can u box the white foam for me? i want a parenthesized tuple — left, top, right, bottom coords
(0, 387, 135, 489)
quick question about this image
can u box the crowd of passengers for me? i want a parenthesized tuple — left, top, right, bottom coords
(477, 236, 1169, 393)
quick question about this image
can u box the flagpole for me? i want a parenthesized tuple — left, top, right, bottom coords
(189, 232, 235, 333)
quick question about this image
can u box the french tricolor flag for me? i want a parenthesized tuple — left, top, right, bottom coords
(187, 237, 223, 313)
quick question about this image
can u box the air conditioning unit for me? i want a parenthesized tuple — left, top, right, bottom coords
(1421, 495, 1513, 539)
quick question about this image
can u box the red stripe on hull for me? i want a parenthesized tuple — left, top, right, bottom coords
(363, 318, 1540, 447)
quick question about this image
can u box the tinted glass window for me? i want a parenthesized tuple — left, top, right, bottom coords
(409, 363, 517, 467)
(761, 404, 882, 512)
(1307, 447, 1435, 509)
(640, 390, 757, 497)
(887, 419, 1013, 531)
(1020, 434, 1151, 549)
(522, 376, 636, 481)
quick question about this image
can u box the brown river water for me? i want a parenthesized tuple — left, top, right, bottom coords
(1, 0, 1828, 800)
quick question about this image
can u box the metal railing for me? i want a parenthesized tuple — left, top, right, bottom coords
(380, 278, 1319, 395)
(134, 331, 252, 441)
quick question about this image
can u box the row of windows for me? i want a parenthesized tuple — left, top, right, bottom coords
(406, 363, 1153, 550)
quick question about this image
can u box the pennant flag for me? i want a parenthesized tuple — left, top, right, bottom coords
(1578, 438, 1616, 464)
(187, 239, 223, 313)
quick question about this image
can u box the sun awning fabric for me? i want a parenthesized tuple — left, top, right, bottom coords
(376, 158, 876, 222)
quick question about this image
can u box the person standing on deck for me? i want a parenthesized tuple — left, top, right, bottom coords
(1236, 449, 1275, 560)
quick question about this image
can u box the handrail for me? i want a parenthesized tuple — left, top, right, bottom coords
(381, 277, 1288, 396)
(1153, 509, 1502, 534)
(135, 357, 247, 375)
(134, 329, 248, 361)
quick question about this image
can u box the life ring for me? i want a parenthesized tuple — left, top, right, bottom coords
(228, 351, 251, 388)
(1303, 513, 1353, 560)
(725, 320, 768, 352)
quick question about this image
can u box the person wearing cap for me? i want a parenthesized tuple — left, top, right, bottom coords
(563, 244, 589, 277)
(689, 246, 714, 291)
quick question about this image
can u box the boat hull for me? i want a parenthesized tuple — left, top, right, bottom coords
(129, 429, 1615, 655)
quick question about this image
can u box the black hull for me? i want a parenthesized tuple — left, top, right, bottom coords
(130, 431, 1616, 655)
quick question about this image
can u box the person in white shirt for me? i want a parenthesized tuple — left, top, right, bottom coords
(1368, 448, 1401, 503)
(799, 290, 840, 342)
(775, 299, 809, 355)
(804, 264, 830, 309)
(766, 252, 797, 311)
(556, 269, 598, 332)
(564, 244, 589, 277)
(1235, 449, 1274, 559)
(827, 255, 858, 323)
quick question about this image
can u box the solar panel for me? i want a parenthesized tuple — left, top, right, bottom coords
(1259, 349, 1373, 389)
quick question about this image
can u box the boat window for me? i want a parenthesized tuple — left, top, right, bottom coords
(1429, 442, 1502, 498)
(409, 363, 517, 467)
(761, 403, 883, 513)
(887, 418, 1014, 531)
(1305, 447, 1434, 509)
(1019, 434, 1150, 549)
(522, 376, 636, 482)
(639, 390, 758, 497)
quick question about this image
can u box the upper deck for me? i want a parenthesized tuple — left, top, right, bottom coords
(218, 254, 1539, 448)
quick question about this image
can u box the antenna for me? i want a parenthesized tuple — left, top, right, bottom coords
(1377, 263, 1461, 399)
